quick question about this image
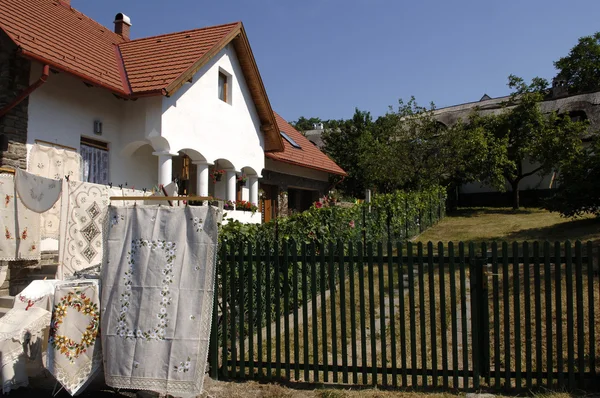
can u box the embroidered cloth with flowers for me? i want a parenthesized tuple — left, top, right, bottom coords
(101, 205, 218, 396)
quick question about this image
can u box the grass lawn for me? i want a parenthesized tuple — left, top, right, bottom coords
(415, 208, 600, 245)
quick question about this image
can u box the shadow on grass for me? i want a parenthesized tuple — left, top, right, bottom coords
(504, 216, 600, 244)
(448, 208, 535, 218)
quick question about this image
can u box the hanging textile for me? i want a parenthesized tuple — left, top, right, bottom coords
(0, 307, 52, 394)
(28, 144, 81, 239)
(101, 205, 218, 395)
(46, 280, 101, 396)
(109, 187, 152, 207)
(14, 280, 60, 312)
(15, 168, 62, 213)
(0, 174, 41, 261)
(58, 181, 109, 279)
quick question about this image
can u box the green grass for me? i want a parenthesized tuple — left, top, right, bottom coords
(415, 207, 600, 245)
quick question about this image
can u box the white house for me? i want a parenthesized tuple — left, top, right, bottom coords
(0, 0, 286, 224)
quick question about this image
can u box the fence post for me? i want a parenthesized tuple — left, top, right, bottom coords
(477, 256, 490, 384)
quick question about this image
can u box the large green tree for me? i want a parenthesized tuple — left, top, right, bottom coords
(466, 75, 587, 209)
(290, 116, 324, 132)
(554, 31, 600, 94)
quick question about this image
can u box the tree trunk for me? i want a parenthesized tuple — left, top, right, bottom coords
(510, 180, 520, 210)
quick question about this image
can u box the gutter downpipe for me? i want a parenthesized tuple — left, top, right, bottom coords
(0, 64, 50, 118)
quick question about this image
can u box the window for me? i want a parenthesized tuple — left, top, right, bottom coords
(80, 136, 109, 185)
(280, 131, 301, 149)
(218, 71, 228, 102)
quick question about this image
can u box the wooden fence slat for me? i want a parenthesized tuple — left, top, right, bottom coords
(283, 240, 291, 380)
(239, 241, 245, 378)
(492, 242, 500, 389)
(575, 241, 585, 389)
(439, 242, 448, 389)
(565, 241, 574, 389)
(320, 241, 328, 382)
(469, 242, 480, 390)
(301, 242, 309, 382)
(310, 241, 319, 382)
(418, 242, 428, 387)
(459, 242, 469, 388)
(339, 240, 349, 384)
(275, 240, 282, 379)
(265, 241, 272, 380)
(513, 242, 521, 389)
(398, 242, 408, 387)
(257, 243, 263, 378)
(428, 242, 438, 387)
(329, 241, 339, 383)
(248, 241, 255, 378)
(368, 243, 377, 385)
(523, 242, 532, 389)
(349, 242, 359, 384)
(449, 242, 459, 389)
(221, 242, 229, 378)
(545, 241, 554, 389)
(481, 242, 490, 386)
(378, 242, 388, 386)
(358, 244, 368, 384)
(388, 242, 398, 387)
(408, 242, 418, 387)
(230, 242, 237, 378)
(533, 242, 542, 386)
(292, 240, 300, 382)
(555, 242, 564, 388)
(503, 241, 510, 389)
(587, 241, 596, 378)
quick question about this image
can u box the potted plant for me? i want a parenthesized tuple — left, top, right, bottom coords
(211, 169, 225, 183)
(224, 200, 235, 211)
(237, 174, 248, 186)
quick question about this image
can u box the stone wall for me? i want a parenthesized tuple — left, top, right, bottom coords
(0, 31, 31, 169)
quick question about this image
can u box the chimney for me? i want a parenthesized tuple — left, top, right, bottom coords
(114, 13, 131, 41)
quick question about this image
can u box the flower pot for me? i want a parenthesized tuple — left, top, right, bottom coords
(215, 174, 222, 182)
(239, 180, 246, 187)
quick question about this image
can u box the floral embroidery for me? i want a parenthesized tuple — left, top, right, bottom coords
(133, 361, 140, 369)
(190, 217, 203, 233)
(117, 238, 177, 341)
(49, 290, 100, 363)
(21, 228, 27, 240)
(174, 357, 191, 373)
(5, 227, 11, 240)
(4, 194, 11, 207)
(37, 162, 44, 169)
(18, 294, 44, 310)
(110, 214, 124, 227)
(29, 187, 44, 202)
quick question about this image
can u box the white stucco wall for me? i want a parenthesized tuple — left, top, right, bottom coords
(264, 159, 330, 181)
(161, 44, 265, 175)
(26, 62, 158, 190)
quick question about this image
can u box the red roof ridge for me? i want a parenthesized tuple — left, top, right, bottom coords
(122, 21, 241, 45)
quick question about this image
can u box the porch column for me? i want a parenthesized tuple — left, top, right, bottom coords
(226, 170, 236, 204)
(249, 176, 259, 206)
(193, 161, 210, 199)
(153, 151, 176, 187)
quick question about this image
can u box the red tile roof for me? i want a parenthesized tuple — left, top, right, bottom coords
(120, 22, 240, 94)
(0, 0, 128, 94)
(0, 0, 284, 151)
(267, 113, 346, 176)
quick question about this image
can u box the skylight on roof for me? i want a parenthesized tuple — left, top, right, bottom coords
(280, 131, 301, 149)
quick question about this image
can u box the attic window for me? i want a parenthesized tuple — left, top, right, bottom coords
(218, 71, 228, 103)
(280, 131, 301, 149)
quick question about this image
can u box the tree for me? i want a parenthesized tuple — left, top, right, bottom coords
(545, 136, 600, 217)
(359, 98, 495, 193)
(466, 75, 587, 209)
(290, 116, 324, 132)
(554, 31, 600, 94)
(321, 109, 374, 198)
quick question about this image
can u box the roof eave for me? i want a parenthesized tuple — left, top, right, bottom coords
(265, 153, 347, 176)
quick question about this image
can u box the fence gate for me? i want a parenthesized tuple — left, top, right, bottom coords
(209, 240, 599, 391)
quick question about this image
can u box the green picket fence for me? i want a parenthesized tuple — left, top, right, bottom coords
(209, 240, 599, 391)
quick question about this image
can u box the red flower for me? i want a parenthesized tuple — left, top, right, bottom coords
(349, 220, 355, 228)
(315, 201, 323, 209)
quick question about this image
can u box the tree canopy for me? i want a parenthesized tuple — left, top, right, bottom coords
(290, 116, 325, 132)
(554, 31, 600, 94)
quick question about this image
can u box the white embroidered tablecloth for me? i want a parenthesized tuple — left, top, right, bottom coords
(46, 280, 101, 396)
(101, 205, 218, 395)
(27, 144, 81, 238)
(15, 168, 62, 213)
(59, 181, 109, 279)
(14, 279, 60, 312)
(0, 307, 52, 394)
(0, 174, 41, 261)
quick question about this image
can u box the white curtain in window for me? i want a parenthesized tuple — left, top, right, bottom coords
(81, 144, 109, 185)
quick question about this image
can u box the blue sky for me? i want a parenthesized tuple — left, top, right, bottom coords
(76, 0, 600, 122)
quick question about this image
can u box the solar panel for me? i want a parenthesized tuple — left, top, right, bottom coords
(280, 131, 301, 149)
